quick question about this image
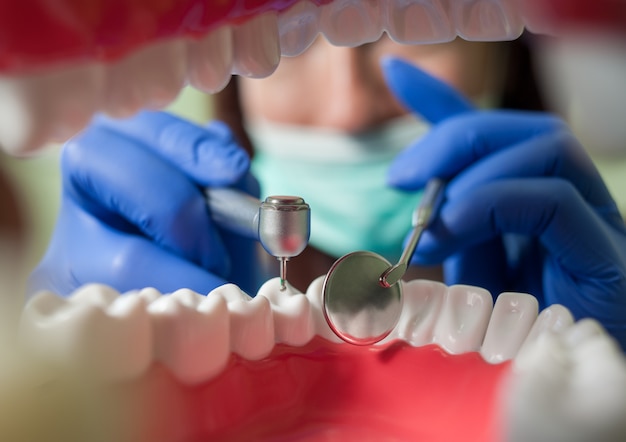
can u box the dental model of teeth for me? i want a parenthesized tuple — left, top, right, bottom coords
(14, 277, 626, 442)
(0, 0, 538, 155)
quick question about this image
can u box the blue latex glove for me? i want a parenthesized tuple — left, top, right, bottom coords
(382, 57, 626, 349)
(29, 111, 261, 297)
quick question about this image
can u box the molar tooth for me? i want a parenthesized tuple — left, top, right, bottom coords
(562, 318, 608, 348)
(19, 285, 151, 382)
(507, 319, 626, 442)
(187, 26, 234, 93)
(0, 63, 104, 155)
(451, 0, 523, 41)
(147, 289, 229, 385)
(278, 0, 320, 57)
(305, 276, 343, 343)
(257, 278, 314, 346)
(562, 320, 626, 417)
(481, 292, 538, 364)
(319, 0, 384, 47)
(384, 0, 455, 44)
(232, 13, 281, 79)
(103, 39, 187, 117)
(383, 279, 446, 346)
(432, 284, 493, 354)
(211, 284, 274, 360)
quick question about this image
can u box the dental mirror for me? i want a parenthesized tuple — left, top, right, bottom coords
(322, 178, 445, 345)
(323, 251, 403, 346)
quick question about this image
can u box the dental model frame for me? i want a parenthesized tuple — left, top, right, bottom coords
(1, 0, 626, 441)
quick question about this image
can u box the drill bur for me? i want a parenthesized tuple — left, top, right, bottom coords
(279, 257, 288, 291)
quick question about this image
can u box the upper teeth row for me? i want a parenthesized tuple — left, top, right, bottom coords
(20, 276, 576, 386)
(0, 0, 530, 155)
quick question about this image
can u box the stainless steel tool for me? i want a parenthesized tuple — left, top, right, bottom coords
(205, 187, 310, 290)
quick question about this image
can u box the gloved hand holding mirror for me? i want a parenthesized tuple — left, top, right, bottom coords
(323, 178, 445, 345)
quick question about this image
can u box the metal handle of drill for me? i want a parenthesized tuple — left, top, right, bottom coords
(204, 188, 311, 287)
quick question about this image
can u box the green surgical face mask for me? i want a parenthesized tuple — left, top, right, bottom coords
(246, 115, 429, 262)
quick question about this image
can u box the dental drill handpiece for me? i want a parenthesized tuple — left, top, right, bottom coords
(204, 187, 311, 290)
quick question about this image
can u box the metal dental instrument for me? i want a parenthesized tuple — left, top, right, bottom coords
(322, 178, 445, 345)
(379, 178, 445, 288)
(205, 187, 310, 290)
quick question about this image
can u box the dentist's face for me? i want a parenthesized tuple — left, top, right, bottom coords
(238, 36, 499, 133)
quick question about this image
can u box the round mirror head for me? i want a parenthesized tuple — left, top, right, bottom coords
(322, 251, 403, 345)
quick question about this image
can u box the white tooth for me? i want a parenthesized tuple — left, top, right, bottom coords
(278, 0, 320, 57)
(147, 289, 229, 385)
(562, 317, 608, 348)
(563, 320, 626, 421)
(232, 13, 281, 78)
(507, 319, 626, 442)
(137, 287, 163, 304)
(384, 0, 455, 44)
(0, 77, 33, 155)
(305, 276, 343, 343)
(103, 39, 187, 117)
(319, 0, 384, 47)
(211, 284, 274, 360)
(432, 284, 493, 354)
(70, 283, 120, 307)
(517, 303, 574, 359)
(481, 292, 538, 364)
(0, 63, 104, 155)
(383, 279, 446, 346)
(451, 0, 524, 41)
(257, 278, 315, 346)
(187, 26, 234, 93)
(19, 285, 151, 382)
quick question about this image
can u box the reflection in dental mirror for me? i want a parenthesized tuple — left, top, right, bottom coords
(323, 251, 403, 345)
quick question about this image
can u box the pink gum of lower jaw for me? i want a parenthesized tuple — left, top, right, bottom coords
(0, 0, 624, 74)
(119, 337, 511, 442)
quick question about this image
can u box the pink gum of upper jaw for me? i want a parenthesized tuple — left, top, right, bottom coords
(0, 0, 624, 74)
(0, 0, 330, 73)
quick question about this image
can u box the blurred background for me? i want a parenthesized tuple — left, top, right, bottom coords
(2, 33, 625, 289)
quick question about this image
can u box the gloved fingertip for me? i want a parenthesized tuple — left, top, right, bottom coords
(380, 55, 406, 72)
(385, 165, 404, 188)
(380, 56, 475, 124)
(205, 120, 236, 144)
(385, 151, 426, 190)
(93, 110, 151, 127)
(380, 56, 414, 88)
(386, 170, 418, 191)
(199, 140, 251, 186)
